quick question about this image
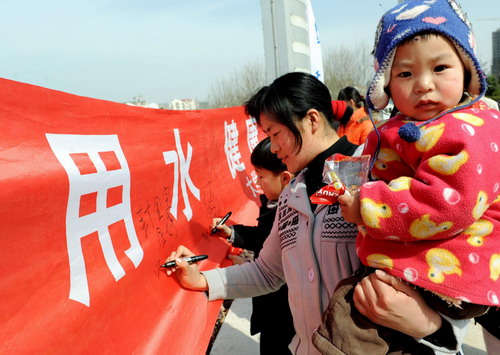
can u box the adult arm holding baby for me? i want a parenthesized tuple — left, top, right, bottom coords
(338, 193, 445, 339)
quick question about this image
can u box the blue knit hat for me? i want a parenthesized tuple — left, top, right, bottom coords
(366, 0, 487, 112)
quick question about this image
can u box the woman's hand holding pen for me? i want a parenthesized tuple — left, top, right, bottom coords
(210, 217, 232, 237)
(164, 245, 208, 291)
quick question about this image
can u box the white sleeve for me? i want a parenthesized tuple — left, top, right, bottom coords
(201, 259, 285, 301)
(201, 268, 228, 301)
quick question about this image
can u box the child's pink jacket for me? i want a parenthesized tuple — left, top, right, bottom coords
(357, 101, 500, 306)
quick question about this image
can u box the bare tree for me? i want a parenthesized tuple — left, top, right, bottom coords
(207, 42, 373, 108)
(208, 61, 266, 108)
(323, 41, 374, 99)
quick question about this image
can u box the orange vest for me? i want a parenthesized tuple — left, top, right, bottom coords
(337, 107, 373, 145)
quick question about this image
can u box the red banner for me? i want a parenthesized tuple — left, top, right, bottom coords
(0, 78, 263, 354)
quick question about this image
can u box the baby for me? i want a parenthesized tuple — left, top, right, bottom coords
(313, 0, 500, 354)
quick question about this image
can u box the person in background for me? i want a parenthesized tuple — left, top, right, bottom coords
(163, 72, 469, 355)
(335, 86, 373, 145)
(211, 137, 295, 355)
(314, 0, 500, 354)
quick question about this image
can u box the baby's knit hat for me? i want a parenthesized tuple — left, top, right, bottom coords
(366, 0, 486, 113)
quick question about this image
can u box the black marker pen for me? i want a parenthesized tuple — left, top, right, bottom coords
(211, 211, 232, 235)
(160, 254, 208, 268)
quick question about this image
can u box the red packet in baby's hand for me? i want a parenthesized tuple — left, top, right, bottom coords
(310, 153, 370, 205)
(310, 172, 346, 205)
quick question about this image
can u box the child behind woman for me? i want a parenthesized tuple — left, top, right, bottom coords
(314, 0, 500, 354)
(211, 137, 295, 354)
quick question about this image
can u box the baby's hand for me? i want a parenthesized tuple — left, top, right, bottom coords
(338, 192, 363, 225)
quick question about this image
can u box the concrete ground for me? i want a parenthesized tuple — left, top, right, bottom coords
(210, 298, 492, 355)
(210, 298, 260, 354)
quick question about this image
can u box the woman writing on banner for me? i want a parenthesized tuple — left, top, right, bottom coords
(164, 72, 468, 355)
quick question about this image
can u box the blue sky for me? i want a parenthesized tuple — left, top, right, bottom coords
(1, 0, 499, 104)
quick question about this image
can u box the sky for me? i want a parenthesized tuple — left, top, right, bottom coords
(1, 0, 499, 104)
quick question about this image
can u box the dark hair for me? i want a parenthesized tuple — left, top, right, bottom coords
(250, 137, 287, 173)
(337, 87, 366, 109)
(244, 72, 335, 152)
(337, 105, 354, 129)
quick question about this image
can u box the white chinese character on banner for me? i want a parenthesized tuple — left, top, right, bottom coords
(163, 129, 200, 221)
(250, 169, 259, 186)
(246, 117, 259, 152)
(46, 134, 144, 307)
(246, 171, 261, 198)
(225, 120, 245, 179)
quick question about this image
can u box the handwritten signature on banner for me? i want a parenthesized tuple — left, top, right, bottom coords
(141, 182, 223, 278)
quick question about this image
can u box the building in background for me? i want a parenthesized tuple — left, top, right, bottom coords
(125, 96, 160, 109)
(169, 98, 199, 110)
(493, 28, 500, 79)
(260, 0, 323, 83)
